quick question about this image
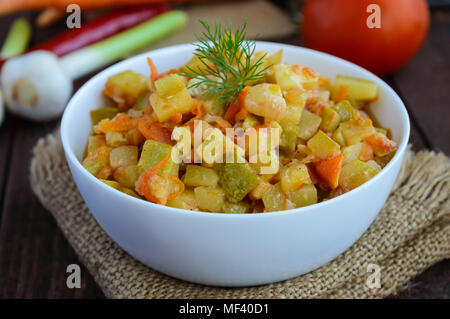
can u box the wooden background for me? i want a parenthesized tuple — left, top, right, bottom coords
(0, 7, 449, 298)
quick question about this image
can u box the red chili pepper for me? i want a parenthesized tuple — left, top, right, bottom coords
(0, 4, 170, 69)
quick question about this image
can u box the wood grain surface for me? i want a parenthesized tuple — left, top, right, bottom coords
(0, 8, 448, 299)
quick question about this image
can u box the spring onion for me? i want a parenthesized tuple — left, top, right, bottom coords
(0, 18, 32, 58)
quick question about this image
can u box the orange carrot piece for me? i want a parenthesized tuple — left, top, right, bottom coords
(167, 176, 185, 201)
(157, 68, 180, 79)
(147, 57, 158, 82)
(94, 114, 137, 133)
(224, 86, 250, 121)
(314, 153, 345, 189)
(235, 108, 248, 122)
(364, 134, 397, 156)
(136, 153, 171, 200)
(359, 142, 374, 161)
(224, 102, 240, 122)
(138, 118, 173, 145)
(169, 112, 183, 124)
(334, 85, 348, 103)
(215, 118, 232, 134)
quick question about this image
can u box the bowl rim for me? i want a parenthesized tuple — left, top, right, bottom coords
(61, 41, 410, 219)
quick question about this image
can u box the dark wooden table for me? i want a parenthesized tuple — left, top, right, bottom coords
(0, 8, 449, 299)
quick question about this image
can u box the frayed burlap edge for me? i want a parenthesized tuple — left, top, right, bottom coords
(30, 131, 450, 299)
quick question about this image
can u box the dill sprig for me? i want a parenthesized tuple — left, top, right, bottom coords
(180, 20, 269, 108)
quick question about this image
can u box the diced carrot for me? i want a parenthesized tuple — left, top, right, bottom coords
(167, 176, 185, 201)
(224, 86, 250, 121)
(97, 166, 113, 180)
(138, 117, 173, 145)
(136, 153, 171, 201)
(364, 134, 397, 156)
(147, 57, 158, 82)
(314, 153, 345, 189)
(254, 124, 267, 131)
(234, 107, 248, 122)
(224, 101, 240, 122)
(334, 85, 348, 103)
(306, 164, 320, 184)
(94, 114, 137, 133)
(319, 76, 330, 87)
(359, 142, 374, 161)
(169, 112, 183, 124)
(302, 66, 316, 78)
(157, 68, 180, 79)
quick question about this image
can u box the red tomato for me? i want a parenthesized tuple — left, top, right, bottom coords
(301, 0, 430, 76)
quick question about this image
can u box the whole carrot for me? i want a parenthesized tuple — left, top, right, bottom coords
(0, 0, 199, 15)
(0, 4, 170, 69)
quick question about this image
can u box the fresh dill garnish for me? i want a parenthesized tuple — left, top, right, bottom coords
(179, 20, 269, 108)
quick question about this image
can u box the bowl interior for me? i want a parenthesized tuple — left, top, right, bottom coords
(62, 41, 409, 186)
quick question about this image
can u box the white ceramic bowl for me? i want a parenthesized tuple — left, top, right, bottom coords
(61, 42, 410, 287)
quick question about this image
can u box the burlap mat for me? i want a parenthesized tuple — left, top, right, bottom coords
(30, 131, 450, 298)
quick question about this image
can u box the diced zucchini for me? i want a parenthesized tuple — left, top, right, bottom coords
(113, 165, 140, 189)
(222, 201, 250, 214)
(218, 163, 259, 203)
(194, 186, 225, 212)
(262, 182, 286, 212)
(154, 74, 186, 97)
(307, 130, 341, 159)
(364, 133, 397, 157)
(340, 119, 376, 145)
(82, 146, 110, 177)
(150, 88, 193, 122)
(339, 159, 379, 192)
(181, 55, 209, 73)
(342, 143, 363, 165)
(286, 184, 318, 208)
(280, 122, 300, 153)
(366, 160, 382, 171)
(104, 70, 149, 110)
(87, 135, 106, 154)
(201, 97, 225, 116)
(110, 145, 138, 168)
(332, 75, 378, 102)
(242, 114, 261, 130)
(167, 189, 197, 210)
(281, 103, 304, 126)
(90, 107, 120, 125)
(183, 165, 219, 187)
(100, 179, 140, 198)
(126, 128, 145, 146)
(132, 91, 150, 110)
(374, 152, 395, 168)
(273, 64, 318, 91)
(320, 107, 341, 133)
(105, 131, 128, 148)
(297, 110, 322, 140)
(280, 163, 310, 193)
(266, 49, 283, 66)
(332, 127, 346, 147)
(249, 180, 272, 200)
(331, 100, 357, 122)
(138, 140, 179, 177)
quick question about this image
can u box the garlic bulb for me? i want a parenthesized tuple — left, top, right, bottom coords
(0, 51, 72, 121)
